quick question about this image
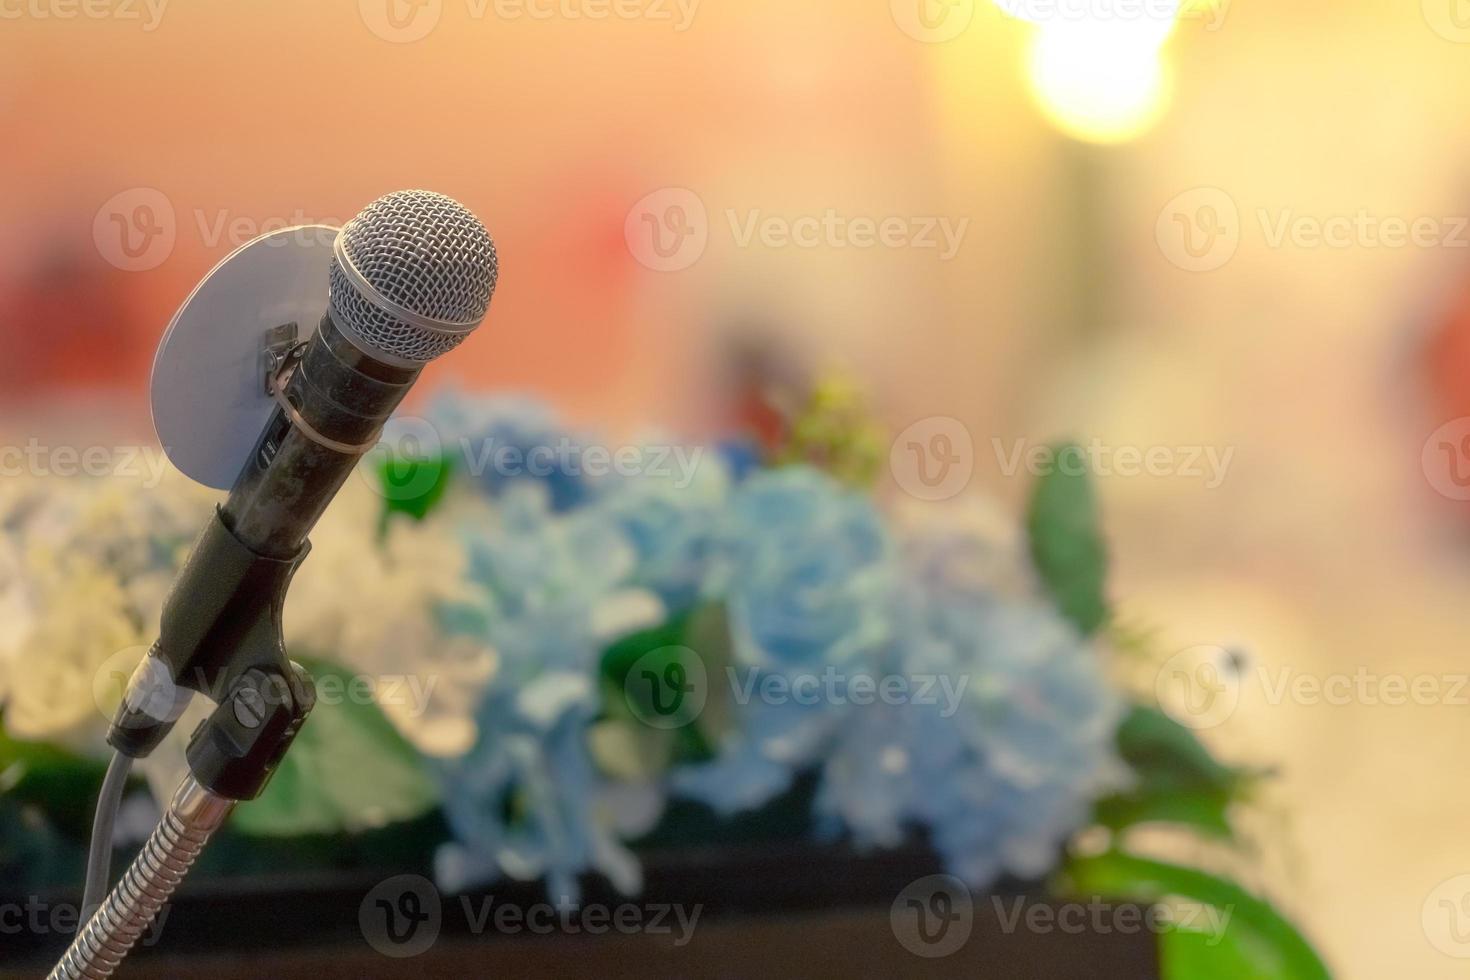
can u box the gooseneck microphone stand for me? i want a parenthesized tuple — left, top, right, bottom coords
(48, 187, 498, 978)
(50, 316, 418, 978)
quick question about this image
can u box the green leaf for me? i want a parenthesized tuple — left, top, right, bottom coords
(1164, 926, 1277, 980)
(599, 612, 696, 697)
(1096, 703, 1258, 839)
(0, 722, 109, 839)
(1116, 704, 1249, 795)
(1093, 790, 1234, 840)
(1059, 851, 1332, 980)
(598, 605, 732, 766)
(1026, 441, 1108, 635)
(376, 451, 456, 524)
(1111, 705, 1252, 805)
(231, 659, 439, 837)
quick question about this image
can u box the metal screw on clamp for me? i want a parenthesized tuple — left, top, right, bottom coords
(260, 322, 304, 396)
(232, 687, 268, 729)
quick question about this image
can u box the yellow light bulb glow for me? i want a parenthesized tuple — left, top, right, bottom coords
(1024, 23, 1173, 144)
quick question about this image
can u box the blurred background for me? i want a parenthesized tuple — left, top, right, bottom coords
(3, 0, 1470, 976)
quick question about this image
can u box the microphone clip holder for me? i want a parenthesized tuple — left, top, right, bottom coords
(108, 507, 315, 803)
(265, 324, 381, 457)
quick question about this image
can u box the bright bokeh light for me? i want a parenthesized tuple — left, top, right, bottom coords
(1024, 24, 1173, 144)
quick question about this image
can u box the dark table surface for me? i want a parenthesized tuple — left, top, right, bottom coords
(4, 841, 1160, 978)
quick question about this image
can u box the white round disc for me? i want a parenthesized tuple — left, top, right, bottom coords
(151, 226, 338, 489)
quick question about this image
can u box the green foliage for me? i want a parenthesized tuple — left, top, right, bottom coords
(0, 796, 84, 894)
(231, 659, 439, 837)
(1060, 852, 1331, 980)
(598, 604, 733, 766)
(375, 450, 456, 524)
(0, 723, 110, 890)
(0, 722, 108, 839)
(1164, 925, 1278, 980)
(1025, 451, 1327, 977)
(1093, 704, 1257, 840)
(600, 612, 696, 703)
(1026, 442, 1109, 636)
(1115, 704, 1251, 795)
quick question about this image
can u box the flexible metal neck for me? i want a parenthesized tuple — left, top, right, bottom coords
(49, 776, 235, 979)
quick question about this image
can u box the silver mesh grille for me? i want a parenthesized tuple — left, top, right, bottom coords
(328, 190, 498, 364)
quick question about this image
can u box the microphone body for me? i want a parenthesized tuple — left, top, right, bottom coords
(224, 312, 418, 559)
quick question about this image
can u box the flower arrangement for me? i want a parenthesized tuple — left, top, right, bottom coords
(0, 384, 1329, 978)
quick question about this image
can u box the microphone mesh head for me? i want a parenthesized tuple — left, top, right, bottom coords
(329, 190, 498, 364)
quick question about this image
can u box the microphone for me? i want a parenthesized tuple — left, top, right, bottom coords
(52, 191, 497, 980)
(107, 190, 498, 777)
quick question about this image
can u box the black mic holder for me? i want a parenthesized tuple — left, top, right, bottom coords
(108, 506, 316, 802)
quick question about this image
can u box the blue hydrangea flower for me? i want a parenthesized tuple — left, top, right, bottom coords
(597, 446, 730, 615)
(434, 483, 665, 903)
(814, 523, 1125, 888)
(670, 695, 833, 815)
(436, 672, 642, 906)
(427, 389, 600, 512)
(715, 438, 763, 483)
(443, 483, 655, 675)
(710, 467, 893, 673)
(672, 466, 895, 814)
(429, 430, 1122, 896)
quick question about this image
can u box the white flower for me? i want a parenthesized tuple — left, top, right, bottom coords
(0, 467, 214, 749)
(284, 475, 498, 758)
